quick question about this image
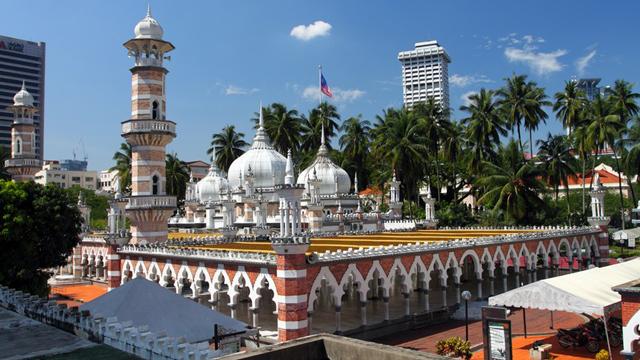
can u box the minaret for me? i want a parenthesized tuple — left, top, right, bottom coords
(121, 7, 176, 244)
(389, 170, 402, 218)
(4, 81, 42, 181)
(285, 149, 294, 186)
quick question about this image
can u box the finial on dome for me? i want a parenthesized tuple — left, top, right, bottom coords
(392, 169, 397, 182)
(21, 80, 26, 91)
(147, 3, 151, 17)
(259, 101, 264, 129)
(321, 122, 325, 146)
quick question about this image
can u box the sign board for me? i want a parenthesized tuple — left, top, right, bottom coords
(482, 306, 512, 360)
(484, 319, 512, 360)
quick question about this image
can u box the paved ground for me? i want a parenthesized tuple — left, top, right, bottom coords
(0, 306, 135, 360)
(471, 335, 624, 360)
(50, 284, 107, 307)
(0, 307, 95, 360)
(377, 308, 586, 353)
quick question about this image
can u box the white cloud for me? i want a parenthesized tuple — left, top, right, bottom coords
(450, 74, 492, 87)
(576, 49, 597, 76)
(504, 47, 567, 75)
(225, 85, 259, 96)
(460, 91, 478, 107)
(302, 86, 365, 103)
(290, 20, 332, 41)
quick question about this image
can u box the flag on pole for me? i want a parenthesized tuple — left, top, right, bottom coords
(320, 72, 333, 98)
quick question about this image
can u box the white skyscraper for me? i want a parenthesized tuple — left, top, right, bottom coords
(398, 40, 450, 109)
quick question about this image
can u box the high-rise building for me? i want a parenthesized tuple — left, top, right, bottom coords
(0, 35, 45, 159)
(574, 78, 602, 101)
(398, 40, 450, 109)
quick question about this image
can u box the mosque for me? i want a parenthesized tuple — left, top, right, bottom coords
(4, 8, 610, 346)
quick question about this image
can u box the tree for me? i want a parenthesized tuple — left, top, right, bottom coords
(0, 146, 10, 180)
(253, 103, 302, 155)
(460, 89, 508, 173)
(536, 134, 577, 222)
(110, 142, 132, 193)
(606, 80, 639, 226)
(476, 140, 546, 224)
(165, 153, 190, 201)
(301, 102, 341, 152)
(497, 74, 549, 155)
(0, 180, 83, 296)
(207, 125, 248, 172)
(570, 120, 592, 213)
(553, 81, 587, 136)
(371, 108, 427, 217)
(339, 115, 371, 189)
(413, 97, 452, 201)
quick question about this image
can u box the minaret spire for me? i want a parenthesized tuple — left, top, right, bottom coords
(146, 3, 152, 17)
(285, 149, 294, 186)
(321, 122, 325, 146)
(259, 101, 264, 129)
(21, 80, 26, 91)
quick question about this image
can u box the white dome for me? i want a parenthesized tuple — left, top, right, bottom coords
(297, 143, 351, 195)
(13, 82, 34, 107)
(227, 106, 287, 189)
(196, 164, 229, 203)
(134, 6, 164, 40)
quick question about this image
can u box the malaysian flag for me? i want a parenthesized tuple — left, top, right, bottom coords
(320, 72, 333, 98)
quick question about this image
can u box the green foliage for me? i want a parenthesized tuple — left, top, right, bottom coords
(0, 180, 83, 296)
(436, 201, 476, 227)
(208, 125, 248, 172)
(65, 186, 109, 230)
(435, 336, 472, 359)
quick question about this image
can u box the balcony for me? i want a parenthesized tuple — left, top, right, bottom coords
(126, 195, 177, 210)
(121, 120, 176, 137)
(4, 158, 42, 168)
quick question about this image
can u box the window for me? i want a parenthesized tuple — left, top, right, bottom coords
(85, 177, 93, 182)
(14, 137, 21, 155)
(152, 101, 159, 120)
(72, 176, 81, 182)
(152, 175, 159, 195)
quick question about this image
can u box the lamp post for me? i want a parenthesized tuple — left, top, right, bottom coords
(461, 290, 472, 341)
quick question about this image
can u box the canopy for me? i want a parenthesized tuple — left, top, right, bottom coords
(80, 278, 248, 343)
(488, 258, 640, 315)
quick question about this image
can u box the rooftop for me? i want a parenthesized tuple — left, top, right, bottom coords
(165, 229, 543, 255)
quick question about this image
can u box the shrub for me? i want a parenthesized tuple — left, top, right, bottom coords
(435, 336, 472, 359)
(595, 349, 608, 360)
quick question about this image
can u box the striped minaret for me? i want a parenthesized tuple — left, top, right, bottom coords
(4, 81, 42, 181)
(106, 244, 121, 290)
(271, 237, 310, 341)
(122, 7, 177, 244)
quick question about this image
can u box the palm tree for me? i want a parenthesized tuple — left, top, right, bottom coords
(339, 115, 371, 189)
(0, 146, 10, 180)
(301, 102, 341, 152)
(536, 134, 578, 223)
(553, 81, 587, 136)
(371, 108, 427, 217)
(586, 94, 624, 223)
(497, 74, 549, 155)
(253, 103, 302, 155)
(110, 142, 132, 193)
(165, 153, 190, 201)
(460, 89, 508, 173)
(413, 97, 452, 201)
(570, 120, 592, 213)
(441, 122, 466, 202)
(208, 125, 248, 172)
(477, 141, 546, 224)
(523, 85, 551, 156)
(607, 80, 640, 219)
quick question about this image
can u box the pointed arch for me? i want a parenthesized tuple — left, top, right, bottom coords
(228, 266, 252, 305)
(251, 269, 278, 309)
(337, 263, 368, 301)
(147, 261, 161, 282)
(459, 249, 482, 277)
(364, 260, 392, 296)
(160, 262, 176, 287)
(308, 266, 339, 312)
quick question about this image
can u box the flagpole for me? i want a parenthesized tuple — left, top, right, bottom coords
(318, 65, 322, 106)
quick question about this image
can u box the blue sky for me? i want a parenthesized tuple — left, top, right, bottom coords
(3, 1, 640, 170)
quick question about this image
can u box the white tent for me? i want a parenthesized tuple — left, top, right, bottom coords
(488, 258, 640, 315)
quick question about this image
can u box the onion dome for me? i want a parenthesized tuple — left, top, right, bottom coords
(227, 103, 287, 189)
(134, 5, 164, 40)
(196, 157, 229, 203)
(13, 81, 34, 107)
(297, 126, 351, 195)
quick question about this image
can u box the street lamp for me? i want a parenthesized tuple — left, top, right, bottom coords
(461, 290, 472, 341)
